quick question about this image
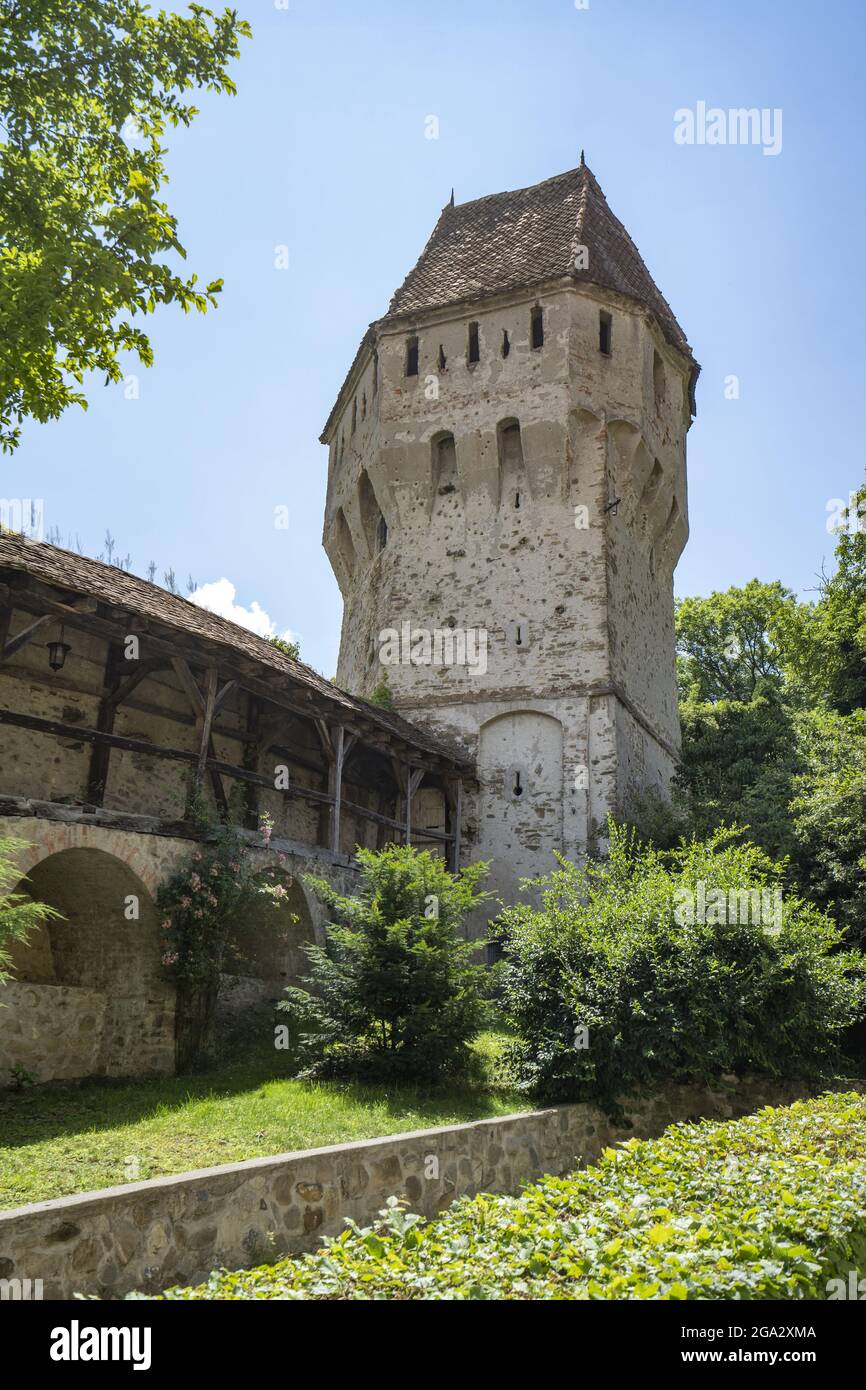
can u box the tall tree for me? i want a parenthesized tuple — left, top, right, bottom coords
(778, 481, 866, 714)
(675, 579, 798, 704)
(0, 0, 250, 450)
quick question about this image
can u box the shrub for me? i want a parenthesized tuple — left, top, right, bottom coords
(158, 828, 294, 1071)
(277, 845, 490, 1084)
(495, 823, 865, 1106)
(156, 1092, 866, 1300)
(0, 837, 62, 986)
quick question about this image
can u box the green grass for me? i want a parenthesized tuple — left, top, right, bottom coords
(0, 1032, 521, 1210)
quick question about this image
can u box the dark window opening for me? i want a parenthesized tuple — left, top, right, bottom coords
(372, 352, 378, 395)
(653, 350, 665, 406)
(351, 399, 357, 433)
(530, 305, 544, 350)
(515, 623, 524, 646)
(405, 336, 419, 377)
(467, 321, 480, 364)
(437, 344, 447, 371)
(513, 770, 524, 798)
(502, 329, 510, 358)
(361, 393, 367, 420)
(599, 311, 612, 355)
(376, 514, 388, 552)
(513, 490, 521, 509)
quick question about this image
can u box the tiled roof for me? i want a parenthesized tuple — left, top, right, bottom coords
(321, 160, 698, 439)
(0, 532, 470, 766)
(385, 161, 694, 360)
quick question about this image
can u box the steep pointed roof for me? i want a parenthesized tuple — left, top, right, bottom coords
(321, 161, 698, 440)
(385, 161, 693, 361)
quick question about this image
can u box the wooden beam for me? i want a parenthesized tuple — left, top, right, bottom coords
(196, 667, 218, 789)
(0, 705, 455, 842)
(171, 656, 205, 715)
(330, 724, 345, 855)
(213, 678, 237, 714)
(108, 658, 167, 711)
(85, 641, 125, 805)
(6, 586, 468, 773)
(404, 766, 425, 845)
(450, 776, 463, 872)
(0, 613, 53, 663)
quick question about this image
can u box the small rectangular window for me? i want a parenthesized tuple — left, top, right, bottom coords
(531, 305, 544, 349)
(468, 321, 480, 364)
(405, 336, 419, 377)
(351, 398, 357, 433)
(599, 311, 612, 356)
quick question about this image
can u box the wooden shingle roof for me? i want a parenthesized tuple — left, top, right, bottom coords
(0, 532, 471, 767)
(322, 160, 698, 438)
(386, 161, 694, 361)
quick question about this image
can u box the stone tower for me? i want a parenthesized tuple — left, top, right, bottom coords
(321, 160, 699, 910)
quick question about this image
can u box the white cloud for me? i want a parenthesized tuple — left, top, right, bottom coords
(190, 578, 299, 646)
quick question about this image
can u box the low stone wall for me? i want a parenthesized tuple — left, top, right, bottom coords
(0, 1075, 842, 1300)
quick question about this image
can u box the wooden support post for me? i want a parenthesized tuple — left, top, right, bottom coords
(451, 776, 463, 873)
(195, 666, 218, 791)
(330, 723, 345, 855)
(241, 695, 262, 829)
(86, 640, 125, 805)
(404, 767, 425, 846)
(0, 604, 11, 660)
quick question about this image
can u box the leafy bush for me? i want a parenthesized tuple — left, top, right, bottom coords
(791, 707, 866, 949)
(495, 823, 865, 1106)
(158, 828, 293, 1070)
(155, 1092, 866, 1301)
(277, 845, 490, 1084)
(0, 837, 62, 986)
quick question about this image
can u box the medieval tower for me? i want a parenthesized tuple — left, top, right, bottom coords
(321, 160, 699, 909)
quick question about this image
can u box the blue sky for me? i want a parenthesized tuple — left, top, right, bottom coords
(5, 0, 865, 676)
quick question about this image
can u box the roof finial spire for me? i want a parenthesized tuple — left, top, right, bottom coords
(579, 148, 586, 168)
(449, 187, 455, 207)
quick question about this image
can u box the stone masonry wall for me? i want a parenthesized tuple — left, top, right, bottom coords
(0, 1075, 842, 1300)
(0, 816, 357, 1084)
(322, 279, 692, 895)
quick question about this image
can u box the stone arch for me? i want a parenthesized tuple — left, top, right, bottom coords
(10, 848, 160, 991)
(430, 430, 459, 500)
(358, 468, 386, 558)
(496, 417, 527, 510)
(2, 820, 174, 901)
(333, 506, 356, 583)
(2, 845, 175, 1080)
(476, 709, 564, 905)
(228, 868, 320, 988)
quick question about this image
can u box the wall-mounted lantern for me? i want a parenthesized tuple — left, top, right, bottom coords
(46, 624, 71, 671)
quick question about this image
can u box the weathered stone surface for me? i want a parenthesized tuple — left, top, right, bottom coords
(0, 814, 355, 1086)
(0, 1076, 849, 1301)
(322, 178, 695, 918)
